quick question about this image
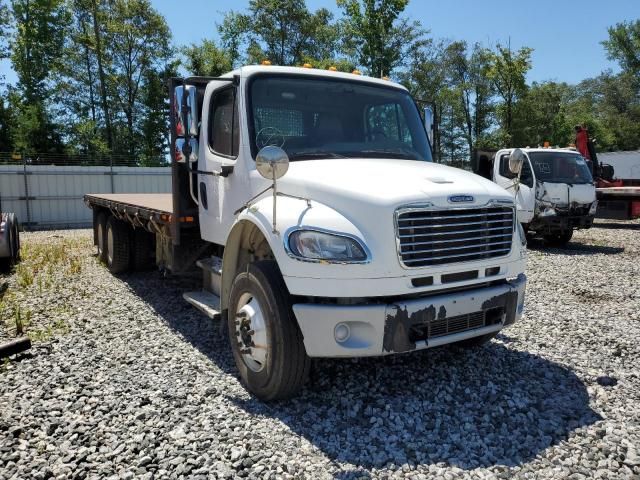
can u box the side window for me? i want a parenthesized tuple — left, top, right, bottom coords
(499, 154, 515, 178)
(366, 103, 412, 145)
(209, 88, 239, 158)
(520, 160, 534, 187)
(499, 154, 534, 186)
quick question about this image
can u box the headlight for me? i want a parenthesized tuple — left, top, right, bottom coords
(589, 201, 598, 215)
(286, 229, 369, 263)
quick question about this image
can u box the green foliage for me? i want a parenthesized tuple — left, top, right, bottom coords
(10, 0, 69, 102)
(486, 43, 533, 142)
(220, 0, 340, 67)
(182, 39, 232, 76)
(337, 0, 425, 78)
(602, 20, 640, 76)
(1, 1, 638, 163)
(0, 0, 11, 62)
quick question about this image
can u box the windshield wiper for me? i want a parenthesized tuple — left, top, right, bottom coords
(359, 149, 418, 160)
(289, 151, 348, 160)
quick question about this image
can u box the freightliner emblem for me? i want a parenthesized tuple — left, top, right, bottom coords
(448, 195, 475, 203)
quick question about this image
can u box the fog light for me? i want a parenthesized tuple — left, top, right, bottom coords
(334, 323, 351, 343)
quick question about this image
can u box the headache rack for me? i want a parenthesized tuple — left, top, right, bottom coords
(395, 204, 515, 268)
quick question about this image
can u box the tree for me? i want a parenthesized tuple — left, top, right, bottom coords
(9, 0, 68, 153)
(220, 0, 340, 67)
(487, 43, 532, 143)
(182, 39, 232, 76)
(337, 0, 425, 78)
(400, 38, 451, 161)
(510, 81, 573, 147)
(139, 62, 177, 165)
(108, 0, 171, 158)
(0, 0, 11, 63)
(602, 20, 640, 77)
(10, 0, 68, 103)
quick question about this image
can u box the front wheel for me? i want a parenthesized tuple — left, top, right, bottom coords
(227, 260, 310, 401)
(544, 229, 573, 246)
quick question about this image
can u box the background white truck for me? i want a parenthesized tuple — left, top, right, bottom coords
(474, 148, 597, 245)
(85, 66, 527, 400)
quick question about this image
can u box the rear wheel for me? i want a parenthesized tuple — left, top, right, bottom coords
(130, 228, 154, 271)
(544, 229, 573, 246)
(227, 260, 310, 401)
(1, 213, 20, 274)
(106, 217, 131, 273)
(96, 212, 108, 262)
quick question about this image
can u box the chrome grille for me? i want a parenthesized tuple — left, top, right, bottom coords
(396, 205, 514, 267)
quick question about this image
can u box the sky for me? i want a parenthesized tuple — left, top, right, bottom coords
(0, 0, 637, 85)
(152, 0, 638, 84)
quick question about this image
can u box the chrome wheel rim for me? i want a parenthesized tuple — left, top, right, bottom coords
(235, 292, 268, 373)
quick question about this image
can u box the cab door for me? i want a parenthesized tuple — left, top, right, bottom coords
(494, 151, 536, 224)
(198, 83, 240, 243)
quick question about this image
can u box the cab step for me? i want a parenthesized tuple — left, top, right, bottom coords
(183, 291, 221, 320)
(196, 256, 222, 296)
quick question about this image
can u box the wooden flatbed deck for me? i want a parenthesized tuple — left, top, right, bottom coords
(84, 193, 173, 215)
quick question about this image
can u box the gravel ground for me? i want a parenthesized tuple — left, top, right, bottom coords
(1, 221, 639, 479)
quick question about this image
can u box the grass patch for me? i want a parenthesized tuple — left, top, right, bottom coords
(0, 233, 91, 343)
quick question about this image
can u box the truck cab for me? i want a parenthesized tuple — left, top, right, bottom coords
(87, 66, 527, 400)
(489, 148, 597, 245)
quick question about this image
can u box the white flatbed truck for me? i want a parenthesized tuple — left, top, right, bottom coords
(85, 66, 527, 400)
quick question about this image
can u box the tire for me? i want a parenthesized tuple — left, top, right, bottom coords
(1, 213, 19, 273)
(227, 260, 310, 401)
(454, 331, 499, 348)
(544, 229, 573, 247)
(106, 217, 131, 274)
(130, 228, 154, 271)
(96, 212, 108, 262)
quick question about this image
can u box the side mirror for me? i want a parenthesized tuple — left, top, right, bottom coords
(174, 138, 199, 163)
(173, 85, 199, 137)
(509, 148, 525, 176)
(423, 107, 434, 146)
(256, 146, 289, 180)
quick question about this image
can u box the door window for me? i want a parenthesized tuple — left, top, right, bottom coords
(499, 154, 534, 187)
(209, 88, 239, 158)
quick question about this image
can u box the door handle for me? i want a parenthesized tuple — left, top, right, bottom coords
(199, 182, 208, 210)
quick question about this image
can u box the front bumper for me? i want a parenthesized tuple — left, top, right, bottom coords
(292, 274, 526, 357)
(530, 214, 594, 232)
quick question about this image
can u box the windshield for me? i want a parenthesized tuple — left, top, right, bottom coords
(248, 75, 432, 162)
(528, 151, 593, 184)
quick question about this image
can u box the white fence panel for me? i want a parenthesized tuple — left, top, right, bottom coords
(0, 165, 171, 229)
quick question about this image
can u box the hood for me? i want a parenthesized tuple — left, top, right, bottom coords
(538, 181, 596, 207)
(278, 159, 512, 210)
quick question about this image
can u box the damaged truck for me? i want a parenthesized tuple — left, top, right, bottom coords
(85, 65, 527, 400)
(475, 148, 597, 246)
